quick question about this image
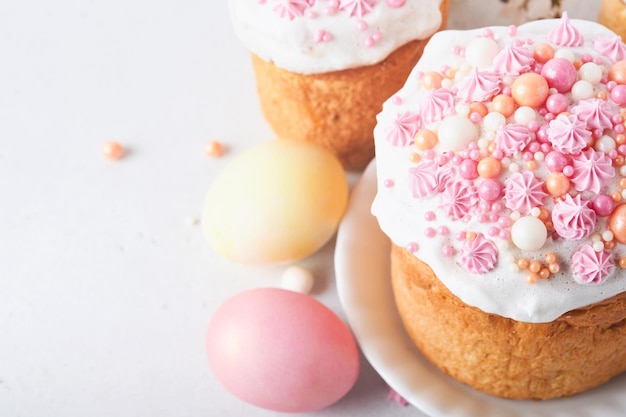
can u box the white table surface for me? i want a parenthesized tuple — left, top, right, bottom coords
(0, 1, 601, 416)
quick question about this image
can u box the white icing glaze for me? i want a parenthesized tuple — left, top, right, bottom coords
(228, 0, 443, 75)
(372, 18, 626, 323)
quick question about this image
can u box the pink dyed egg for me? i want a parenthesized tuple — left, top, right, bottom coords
(206, 288, 360, 413)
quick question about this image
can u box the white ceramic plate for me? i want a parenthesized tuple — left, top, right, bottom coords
(334, 160, 626, 417)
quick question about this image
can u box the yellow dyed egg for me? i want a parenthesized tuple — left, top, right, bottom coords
(202, 140, 349, 264)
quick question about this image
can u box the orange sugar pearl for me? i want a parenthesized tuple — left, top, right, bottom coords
(445, 68, 456, 79)
(545, 252, 557, 264)
(487, 142, 496, 154)
(102, 141, 124, 160)
(611, 190, 623, 202)
(596, 90, 608, 100)
(605, 240, 616, 250)
(616, 134, 626, 145)
(620, 178, 626, 189)
(539, 268, 551, 279)
(422, 71, 443, 90)
(466, 231, 477, 242)
(529, 260, 542, 273)
(517, 258, 529, 269)
(545, 173, 570, 196)
(204, 140, 224, 157)
(614, 156, 625, 166)
(409, 152, 421, 163)
(544, 220, 554, 233)
(491, 94, 516, 118)
(477, 157, 502, 179)
(573, 60, 583, 70)
(511, 73, 549, 108)
(609, 60, 626, 85)
(539, 208, 551, 221)
(548, 263, 560, 274)
(620, 257, 626, 268)
(526, 272, 539, 284)
(533, 42, 554, 63)
(469, 102, 488, 117)
(414, 129, 438, 150)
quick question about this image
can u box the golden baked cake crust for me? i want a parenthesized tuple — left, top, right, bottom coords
(250, 0, 449, 170)
(391, 243, 626, 400)
(599, 0, 626, 43)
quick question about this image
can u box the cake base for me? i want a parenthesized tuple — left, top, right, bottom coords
(598, 0, 626, 42)
(249, 1, 448, 170)
(391, 243, 626, 400)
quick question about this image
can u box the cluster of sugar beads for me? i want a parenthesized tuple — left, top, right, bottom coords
(257, 0, 406, 46)
(386, 19, 626, 284)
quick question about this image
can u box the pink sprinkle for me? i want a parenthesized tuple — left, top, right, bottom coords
(491, 149, 504, 160)
(364, 37, 374, 47)
(541, 143, 552, 153)
(592, 194, 615, 217)
(438, 226, 449, 235)
(455, 231, 466, 241)
(391, 95, 403, 105)
(459, 159, 478, 179)
(489, 213, 499, 222)
(498, 216, 511, 228)
(469, 112, 482, 123)
(451, 155, 463, 165)
(356, 20, 368, 31)
(372, 31, 382, 42)
(609, 149, 618, 159)
(593, 56, 603, 65)
(544, 112, 555, 122)
(501, 86, 512, 96)
(619, 144, 626, 155)
(563, 165, 574, 177)
(406, 242, 419, 253)
(329, 0, 339, 7)
(499, 230, 510, 240)
(491, 202, 503, 212)
(423, 150, 435, 160)
(306, 10, 317, 18)
(508, 25, 517, 36)
(482, 28, 494, 38)
(424, 227, 436, 238)
(593, 128, 604, 139)
(527, 120, 539, 132)
(536, 125, 549, 142)
(612, 114, 624, 125)
(469, 149, 481, 161)
(442, 245, 455, 257)
(488, 226, 499, 237)
(314, 30, 325, 42)
(528, 142, 540, 153)
(522, 151, 533, 161)
(384, 178, 395, 188)
(478, 200, 491, 213)
(322, 32, 333, 42)
(387, 387, 409, 406)
(468, 142, 479, 151)
(478, 214, 488, 223)
(325, 6, 337, 16)
(425, 211, 436, 221)
(414, 71, 424, 80)
(440, 64, 450, 74)
(581, 53, 592, 63)
(607, 81, 617, 91)
(437, 155, 449, 165)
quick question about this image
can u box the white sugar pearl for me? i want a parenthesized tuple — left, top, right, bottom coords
(508, 162, 520, 172)
(530, 207, 541, 217)
(595, 135, 616, 153)
(465, 37, 501, 68)
(554, 48, 575, 62)
(591, 232, 602, 242)
(483, 112, 506, 132)
(578, 62, 603, 85)
(281, 266, 314, 294)
(570, 80, 595, 102)
(437, 115, 478, 151)
(592, 241, 605, 252)
(511, 216, 547, 251)
(602, 230, 614, 242)
(534, 152, 545, 161)
(441, 78, 453, 89)
(621, 165, 626, 176)
(514, 106, 536, 125)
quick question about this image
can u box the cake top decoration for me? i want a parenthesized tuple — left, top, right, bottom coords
(372, 16, 626, 322)
(228, 0, 444, 74)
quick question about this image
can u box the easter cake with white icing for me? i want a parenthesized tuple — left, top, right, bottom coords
(372, 14, 626, 399)
(228, 0, 449, 169)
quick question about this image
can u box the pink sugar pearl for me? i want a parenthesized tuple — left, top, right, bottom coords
(459, 159, 479, 179)
(545, 93, 568, 114)
(545, 150, 568, 172)
(478, 179, 502, 201)
(592, 194, 615, 217)
(611, 85, 626, 106)
(541, 58, 577, 93)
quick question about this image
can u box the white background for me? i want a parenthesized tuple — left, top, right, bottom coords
(0, 1, 601, 416)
